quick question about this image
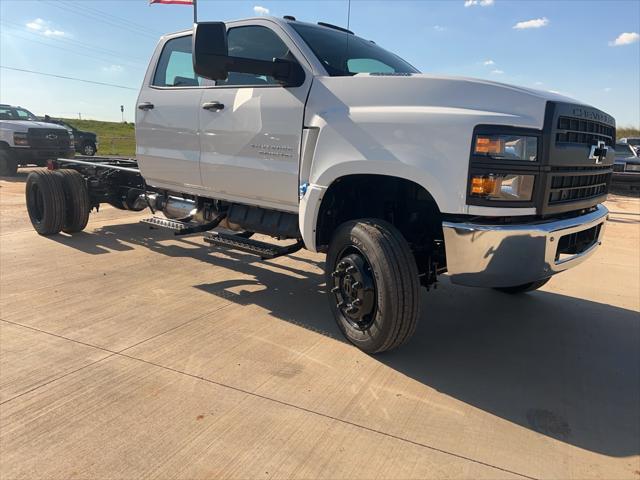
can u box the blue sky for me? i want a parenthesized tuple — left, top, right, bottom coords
(1, 0, 638, 125)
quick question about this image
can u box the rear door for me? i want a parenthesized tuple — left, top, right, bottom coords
(136, 33, 208, 190)
(199, 22, 313, 212)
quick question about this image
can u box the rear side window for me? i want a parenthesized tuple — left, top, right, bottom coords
(0, 107, 15, 120)
(153, 35, 203, 87)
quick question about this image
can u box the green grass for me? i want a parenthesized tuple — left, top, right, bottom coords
(59, 118, 639, 158)
(617, 127, 640, 140)
(62, 118, 136, 157)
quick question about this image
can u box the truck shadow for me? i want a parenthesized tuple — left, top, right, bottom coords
(50, 222, 640, 458)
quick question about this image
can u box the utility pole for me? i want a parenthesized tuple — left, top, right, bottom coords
(78, 112, 82, 120)
(121, 105, 124, 123)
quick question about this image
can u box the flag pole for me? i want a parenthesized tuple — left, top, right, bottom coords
(193, 0, 198, 24)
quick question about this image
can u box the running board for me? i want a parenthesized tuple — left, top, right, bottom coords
(204, 231, 303, 260)
(140, 217, 193, 231)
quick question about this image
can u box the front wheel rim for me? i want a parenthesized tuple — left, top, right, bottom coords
(330, 248, 377, 331)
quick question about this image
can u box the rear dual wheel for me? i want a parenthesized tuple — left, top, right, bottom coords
(326, 219, 420, 354)
(25, 169, 90, 235)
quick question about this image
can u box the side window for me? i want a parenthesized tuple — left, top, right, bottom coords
(218, 26, 290, 86)
(15, 109, 34, 120)
(153, 35, 203, 87)
(0, 107, 14, 120)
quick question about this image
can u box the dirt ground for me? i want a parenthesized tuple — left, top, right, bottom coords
(1, 169, 639, 479)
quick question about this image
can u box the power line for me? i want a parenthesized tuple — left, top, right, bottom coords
(0, 66, 138, 91)
(0, 19, 148, 62)
(3, 31, 146, 69)
(45, 0, 159, 40)
(57, 0, 164, 37)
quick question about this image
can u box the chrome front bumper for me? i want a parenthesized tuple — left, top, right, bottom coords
(442, 204, 608, 287)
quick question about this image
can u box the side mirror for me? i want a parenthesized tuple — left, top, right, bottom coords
(193, 22, 229, 81)
(193, 22, 305, 87)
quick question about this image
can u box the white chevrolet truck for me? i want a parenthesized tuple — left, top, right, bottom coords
(25, 17, 614, 353)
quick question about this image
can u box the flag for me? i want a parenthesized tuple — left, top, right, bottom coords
(150, 0, 193, 4)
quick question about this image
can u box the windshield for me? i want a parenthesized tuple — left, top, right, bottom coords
(0, 106, 37, 121)
(291, 23, 419, 76)
(615, 144, 635, 156)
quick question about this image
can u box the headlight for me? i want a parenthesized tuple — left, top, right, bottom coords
(470, 173, 535, 201)
(13, 132, 29, 146)
(625, 163, 640, 172)
(473, 134, 538, 161)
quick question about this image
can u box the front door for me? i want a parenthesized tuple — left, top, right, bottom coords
(199, 24, 311, 212)
(136, 34, 206, 190)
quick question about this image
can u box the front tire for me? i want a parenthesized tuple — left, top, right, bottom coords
(25, 170, 66, 235)
(326, 219, 420, 354)
(0, 150, 18, 176)
(494, 277, 551, 294)
(81, 143, 96, 156)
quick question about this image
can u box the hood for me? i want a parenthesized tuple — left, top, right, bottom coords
(0, 119, 70, 131)
(309, 73, 595, 131)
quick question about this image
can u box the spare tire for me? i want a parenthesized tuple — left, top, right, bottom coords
(55, 169, 90, 233)
(25, 170, 66, 235)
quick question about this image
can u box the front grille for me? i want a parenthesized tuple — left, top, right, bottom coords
(548, 167, 611, 205)
(556, 116, 615, 147)
(27, 128, 70, 149)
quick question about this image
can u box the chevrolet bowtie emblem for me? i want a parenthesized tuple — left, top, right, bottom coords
(588, 140, 608, 164)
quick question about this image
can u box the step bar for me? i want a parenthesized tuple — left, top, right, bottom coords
(204, 231, 303, 260)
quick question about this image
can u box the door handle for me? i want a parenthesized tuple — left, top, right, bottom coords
(202, 101, 224, 111)
(137, 102, 154, 111)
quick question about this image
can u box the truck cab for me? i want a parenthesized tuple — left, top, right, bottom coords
(26, 17, 614, 353)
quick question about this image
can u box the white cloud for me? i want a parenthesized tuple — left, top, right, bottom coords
(604, 87, 612, 92)
(513, 17, 549, 30)
(26, 18, 66, 37)
(534, 81, 544, 86)
(253, 5, 270, 15)
(483, 59, 495, 66)
(26, 18, 45, 31)
(609, 32, 639, 46)
(464, 0, 494, 7)
(101, 65, 123, 73)
(433, 25, 446, 31)
(491, 69, 504, 74)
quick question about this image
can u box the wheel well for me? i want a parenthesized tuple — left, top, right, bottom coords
(315, 175, 444, 269)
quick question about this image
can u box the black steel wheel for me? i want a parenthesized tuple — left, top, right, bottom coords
(326, 219, 420, 354)
(25, 170, 66, 235)
(494, 277, 551, 294)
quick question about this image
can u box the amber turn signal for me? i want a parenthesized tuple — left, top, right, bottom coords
(474, 136, 504, 155)
(470, 175, 499, 195)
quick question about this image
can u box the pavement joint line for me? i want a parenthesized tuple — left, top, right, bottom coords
(117, 351, 540, 480)
(0, 304, 233, 404)
(0, 317, 537, 479)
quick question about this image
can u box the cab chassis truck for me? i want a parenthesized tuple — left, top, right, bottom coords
(25, 17, 614, 353)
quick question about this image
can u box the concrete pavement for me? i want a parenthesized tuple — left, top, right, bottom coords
(1, 170, 639, 479)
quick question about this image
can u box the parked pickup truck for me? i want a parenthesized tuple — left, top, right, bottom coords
(24, 17, 614, 353)
(0, 104, 75, 176)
